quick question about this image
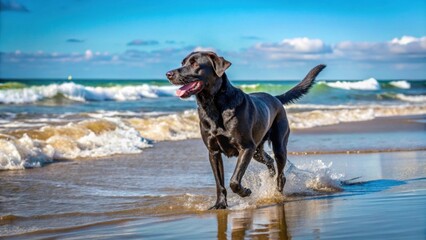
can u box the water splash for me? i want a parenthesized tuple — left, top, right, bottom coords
(228, 159, 344, 209)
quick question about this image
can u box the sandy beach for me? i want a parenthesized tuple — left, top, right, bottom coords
(1, 114, 425, 239)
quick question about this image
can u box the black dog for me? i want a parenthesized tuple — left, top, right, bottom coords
(166, 51, 325, 209)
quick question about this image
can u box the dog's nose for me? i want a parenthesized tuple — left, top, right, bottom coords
(166, 71, 174, 79)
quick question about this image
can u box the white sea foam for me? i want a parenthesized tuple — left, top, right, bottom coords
(322, 78, 380, 90)
(126, 104, 426, 141)
(238, 84, 260, 90)
(288, 104, 426, 128)
(1, 103, 425, 170)
(288, 103, 363, 110)
(229, 159, 343, 209)
(0, 135, 54, 170)
(389, 80, 411, 89)
(127, 110, 201, 141)
(0, 118, 152, 170)
(0, 82, 178, 104)
(394, 94, 426, 103)
(1, 122, 47, 128)
(284, 159, 343, 194)
(87, 110, 171, 119)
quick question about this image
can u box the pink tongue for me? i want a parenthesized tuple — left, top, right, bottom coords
(176, 81, 199, 97)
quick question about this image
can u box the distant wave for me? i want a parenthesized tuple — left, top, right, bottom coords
(395, 94, 426, 103)
(0, 82, 178, 104)
(0, 82, 27, 90)
(238, 84, 261, 90)
(389, 80, 411, 89)
(378, 93, 426, 103)
(320, 78, 380, 90)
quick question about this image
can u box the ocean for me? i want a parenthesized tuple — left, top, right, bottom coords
(1, 77, 426, 239)
(0, 78, 425, 170)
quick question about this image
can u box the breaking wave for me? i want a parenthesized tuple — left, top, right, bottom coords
(378, 93, 426, 103)
(389, 80, 411, 89)
(287, 104, 426, 128)
(2, 103, 425, 170)
(0, 82, 27, 90)
(127, 110, 200, 141)
(394, 94, 426, 103)
(0, 118, 152, 170)
(320, 78, 380, 91)
(125, 104, 426, 139)
(0, 82, 177, 104)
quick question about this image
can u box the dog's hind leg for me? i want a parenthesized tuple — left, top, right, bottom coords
(253, 144, 276, 177)
(270, 115, 290, 193)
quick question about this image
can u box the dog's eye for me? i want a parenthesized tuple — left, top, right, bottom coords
(191, 61, 199, 68)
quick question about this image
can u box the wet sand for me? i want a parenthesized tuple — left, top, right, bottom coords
(289, 115, 426, 154)
(1, 115, 426, 239)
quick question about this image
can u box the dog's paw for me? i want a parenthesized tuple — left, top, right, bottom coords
(230, 182, 252, 197)
(238, 188, 252, 198)
(208, 201, 228, 210)
(277, 175, 286, 193)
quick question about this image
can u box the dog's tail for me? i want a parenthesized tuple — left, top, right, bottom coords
(275, 64, 326, 105)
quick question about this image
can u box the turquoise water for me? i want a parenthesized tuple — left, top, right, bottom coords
(0, 78, 424, 117)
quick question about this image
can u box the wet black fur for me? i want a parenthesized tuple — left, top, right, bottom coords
(166, 51, 325, 209)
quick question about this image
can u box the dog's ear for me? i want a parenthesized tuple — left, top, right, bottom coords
(206, 52, 232, 77)
(181, 52, 195, 65)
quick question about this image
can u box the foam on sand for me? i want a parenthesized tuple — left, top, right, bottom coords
(1, 103, 425, 170)
(126, 110, 200, 141)
(125, 104, 426, 140)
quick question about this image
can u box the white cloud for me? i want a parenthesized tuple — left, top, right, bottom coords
(388, 36, 426, 54)
(84, 50, 93, 59)
(390, 36, 420, 45)
(281, 37, 327, 53)
(242, 36, 426, 64)
(193, 46, 216, 52)
(242, 37, 332, 61)
(331, 36, 426, 61)
(1, 36, 425, 72)
(254, 37, 330, 54)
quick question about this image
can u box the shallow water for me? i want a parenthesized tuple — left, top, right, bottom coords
(1, 136, 425, 239)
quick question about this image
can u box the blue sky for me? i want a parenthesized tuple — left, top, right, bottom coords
(1, 0, 425, 80)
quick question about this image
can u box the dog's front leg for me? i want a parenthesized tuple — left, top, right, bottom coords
(208, 150, 228, 209)
(230, 146, 255, 197)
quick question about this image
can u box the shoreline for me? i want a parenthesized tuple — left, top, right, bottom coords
(2, 149, 425, 239)
(1, 113, 424, 171)
(293, 114, 425, 134)
(146, 114, 426, 157)
(1, 113, 425, 238)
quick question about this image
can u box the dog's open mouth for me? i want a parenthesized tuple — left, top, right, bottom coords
(176, 81, 204, 98)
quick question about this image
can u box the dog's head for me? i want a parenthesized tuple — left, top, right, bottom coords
(166, 51, 231, 98)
